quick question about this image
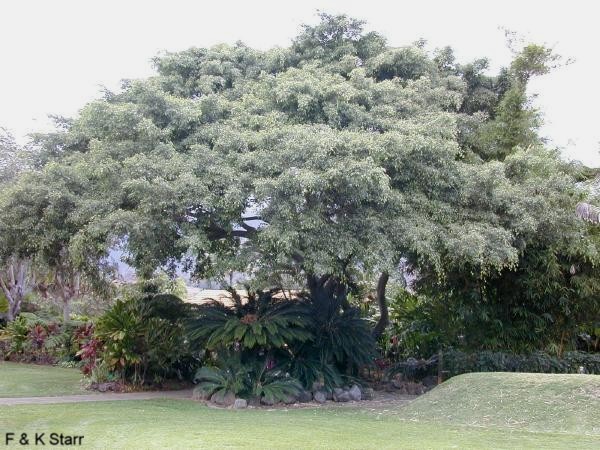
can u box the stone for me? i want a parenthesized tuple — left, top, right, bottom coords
(422, 376, 438, 387)
(362, 387, 375, 400)
(313, 390, 327, 403)
(405, 382, 425, 395)
(311, 381, 324, 393)
(391, 378, 405, 389)
(348, 384, 362, 401)
(283, 394, 298, 404)
(384, 382, 396, 392)
(247, 397, 261, 407)
(333, 390, 351, 402)
(192, 388, 211, 401)
(298, 390, 313, 403)
(260, 396, 276, 406)
(94, 382, 122, 393)
(211, 390, 236, 406)
(233, 398, 247, 409)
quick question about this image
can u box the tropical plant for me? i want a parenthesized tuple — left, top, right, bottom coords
(95, 292, 196, 385)
(278, 351, 341, 390)
(250, 367, 302, 404)
(188, 290, 312, 351)
(193, 365, 247, 401)
(291, 294, 376, 376)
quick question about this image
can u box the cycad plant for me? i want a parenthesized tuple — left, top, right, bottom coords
(188, 289, 313, 352)
(281, 293, 376, 389)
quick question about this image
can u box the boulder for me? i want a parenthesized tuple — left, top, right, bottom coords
(211, 390, 236, 406)
(247, 397, 261, 407)
(311, 381, 325, 393)
(362, 387, 375, 400)
(298, 390, 313, 403)
(348, 385, 362, 401)
(260, 396, 276, 406)
(422, 376, 438, 388)
(192, 388, 211, 401)
(233, 398, 247, 409)
(333, 389, 351, 402)
(391, 378, 405, 389)
(405, 382, 425, 395)
(313, 390, 327, 403)
(333, 387, 345, 397)
(282, 394, 298, 404)
(94, 382, 123, 393)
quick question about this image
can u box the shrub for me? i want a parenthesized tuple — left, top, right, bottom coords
(193, 358, 303, 404)
(386, 350, 600, 381)
(188, 289, 376, 392)
(0, 312, 93, 364)
(193, 365, 247, 400)
(442, 350, 600, 376)
(95, 292, 197, 385)
(282, 293, 376, 388)
(188, 290, 312, 351)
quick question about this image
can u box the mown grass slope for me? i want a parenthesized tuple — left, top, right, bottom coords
(398, 372, 600, 435)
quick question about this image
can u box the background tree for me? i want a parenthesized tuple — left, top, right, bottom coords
(0, 128, 35, 321)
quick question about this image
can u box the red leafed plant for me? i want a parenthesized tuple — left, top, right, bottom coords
(74, 323, 101, 375)
(28, 324, 48, 350)
(76, 337, 102, 375)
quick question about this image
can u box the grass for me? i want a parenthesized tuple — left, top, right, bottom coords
(0, 361, 88, 397)
(399, 372, 600, 435)
(0, 364, 598, 449)
(2, 399, 599, 449)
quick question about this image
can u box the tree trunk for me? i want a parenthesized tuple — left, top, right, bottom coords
(372, 272, 390, 339)
(307, 273, 349, 309)
(0, 258, 30, 322)
(63, 299, 71, 323)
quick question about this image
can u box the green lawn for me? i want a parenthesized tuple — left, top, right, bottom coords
(2, 399, 599, 449)
(0, 362, 88, 397)
(1, 364, 598, 449)
(400, 372, 600, 435)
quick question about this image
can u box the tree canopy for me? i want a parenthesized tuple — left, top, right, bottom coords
(1, 13, 597, 350)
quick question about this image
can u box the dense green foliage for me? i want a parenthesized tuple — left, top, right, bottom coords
(189, 290, 312, 350)
(189, 289, 375, 398)
(95, 293, 196, 385)
(0, 13, 598, 360)
(386, 350, 600, 382)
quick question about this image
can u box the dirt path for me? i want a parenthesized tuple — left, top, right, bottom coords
(0, 389, 194, 406)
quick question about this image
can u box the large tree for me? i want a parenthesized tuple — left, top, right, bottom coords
(1, 14, 596, 345)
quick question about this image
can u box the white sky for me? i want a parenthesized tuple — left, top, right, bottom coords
(1, 0, 598, 165)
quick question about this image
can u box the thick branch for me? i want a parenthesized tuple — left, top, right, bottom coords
(372, 271, 390, 339)
(0, 274, 13, 304)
